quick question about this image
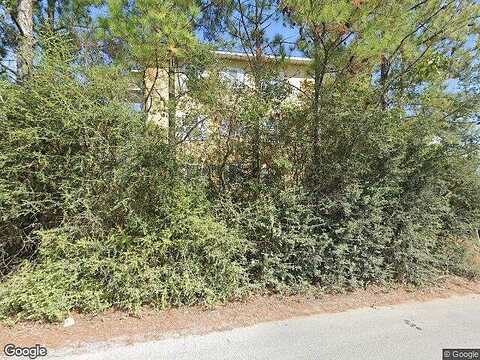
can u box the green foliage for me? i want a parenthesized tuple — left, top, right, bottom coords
(213, 77, 480, 291)
(103, 0, 200, 67)
(0, 37, 249, 322)
(0, 37, 142, 275)
(1, 0, 480, 324)
(216, 188, 323, 292)
(0, 206, 249, 321)
(217, 180, 479, 293)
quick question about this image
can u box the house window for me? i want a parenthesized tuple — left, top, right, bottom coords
(179, 114, 209, 141)
(220, 67, 246, 84)
(129, 88, 144, 112)
(219, 119, 243, 138)
(177, 66, 188, 94)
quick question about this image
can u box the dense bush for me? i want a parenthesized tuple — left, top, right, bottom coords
(0, 39, 143, 275)
(0, 199, 248, 321)
(0, 39, 250, 321)
(0, 37, 479, 323)
(217, 181, 479, 294)
(215, 97, 480, 291)
(216, 188, 324, 292)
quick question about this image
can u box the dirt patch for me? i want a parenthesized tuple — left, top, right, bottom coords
(2, 276, 479, 351)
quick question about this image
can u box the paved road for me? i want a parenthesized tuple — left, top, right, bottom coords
(52, 294, 480, 360)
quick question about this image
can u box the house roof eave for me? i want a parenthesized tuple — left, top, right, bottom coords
(214, 50, 312, 66)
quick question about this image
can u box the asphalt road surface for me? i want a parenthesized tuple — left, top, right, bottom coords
(52, 294, 480, 360)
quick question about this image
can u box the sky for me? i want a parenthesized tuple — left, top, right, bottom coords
(90, 3, 305, 57)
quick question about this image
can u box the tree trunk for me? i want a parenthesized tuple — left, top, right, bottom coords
(379, 54, 389, 110)
(47, 0, 56, 30)
(311, 43, 325, 167)
(16, 0, 34, 82)
(312, 61, 321, 159)
(252, 34, 263, 181)
(168, 56, 177, 154)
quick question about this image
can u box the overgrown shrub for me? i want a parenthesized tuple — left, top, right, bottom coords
(0, 38, 143, 275)
(0, 37, 251, 321)
(214, 101, 480, 290)
(217, 180, 479, 294)
(0, 187, 249, 321)
(1, 35, 479, 323)
(216, 188, 325, 292)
